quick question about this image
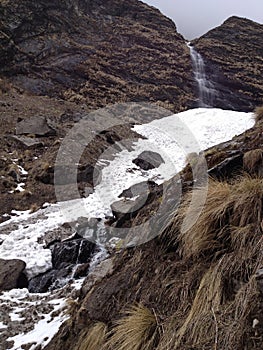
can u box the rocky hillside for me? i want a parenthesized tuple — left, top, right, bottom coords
(0, 0, 195, 221)
(0, 0, 194, 111)
(193, 16, 263, 111)
(44, 113, 263, 350)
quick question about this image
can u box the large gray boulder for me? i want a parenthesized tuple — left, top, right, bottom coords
(0, 259, 28, 291)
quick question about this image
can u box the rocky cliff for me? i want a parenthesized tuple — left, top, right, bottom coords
(193, 16, 263, 111)
(0, 0, 194, 111)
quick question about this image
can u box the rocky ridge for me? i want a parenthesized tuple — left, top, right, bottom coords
(0, 0, 194, 112)
(193, 16, 263, 111)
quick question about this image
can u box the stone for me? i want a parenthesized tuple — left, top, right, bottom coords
(111, 195, 148, 222)
(118, 180, 158, 198)
(16, 116, 57, 137)
(0, 259, 28, 291)
(9, 135, 44, 148)
(132, 151, 164, 170)
(81, 258, 114, 295)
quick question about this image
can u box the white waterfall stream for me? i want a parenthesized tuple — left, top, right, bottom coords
(188, 43, 217, 107)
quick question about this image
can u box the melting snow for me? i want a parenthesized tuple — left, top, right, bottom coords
(0, 107, 255, 349)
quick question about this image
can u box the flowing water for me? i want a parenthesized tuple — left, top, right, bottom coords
(188, 43, 217, 107)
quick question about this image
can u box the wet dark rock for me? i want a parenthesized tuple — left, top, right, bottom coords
(16, 116, 57, 137)
(208, 154, 243, 180)
(36, 164, 101, 186)
(0, 258, 28, 291)
(51, 238, 96, 270)
(77, 165, 101, 187)
(132, 151, 164, 170)
(118, 180, 158, 198)
(28, 266, 72, 293)
(28, 237, 97, 293)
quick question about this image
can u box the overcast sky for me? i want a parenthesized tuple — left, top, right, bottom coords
(144, 0, 263, 39)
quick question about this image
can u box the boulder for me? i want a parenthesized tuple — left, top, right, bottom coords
(118, 180, 158, 198)
(28, 266, 72, 293)
(0, 259, 28, 291)
(51, 238, 97, 269)
(37, 164, 101, 186)
(111, 195, 148, 222)
(16, 116, 57, 137)
(132, 151, 164, 170)
(28, 237, 98, 293)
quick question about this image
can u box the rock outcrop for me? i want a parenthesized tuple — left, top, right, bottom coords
(0, 0, 194, 112)
(193, 16, 263, 111)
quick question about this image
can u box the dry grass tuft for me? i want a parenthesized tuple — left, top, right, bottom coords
(176, 176, 263, 259)
(156, 174, 263, 349)
(254, 105, 263, 123)
(75, 322, 107, 350)
(157, 245, 263, 350)
(243, 149, 263, 177)
(104, 304, 160, 350)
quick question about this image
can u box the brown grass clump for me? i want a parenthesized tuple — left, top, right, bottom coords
(176, 176, 263, 260)
(157, 225, 263, 349)
(254, 106, 263, 123)
(156, 174, 263, 349)
(75, 322, 107, 350)
(104, 304, 160, 350)
(243, 149, 263, 177)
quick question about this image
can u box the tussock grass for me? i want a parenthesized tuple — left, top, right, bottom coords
(157, 244, 263, 350)
(176, 176, 263, 259)
(254, 105, 263, 123)
(104, 304, 160, 350)
(243, 149, 263, 176)
(156, 174, 263, 349)
(75, 322, 107, 350)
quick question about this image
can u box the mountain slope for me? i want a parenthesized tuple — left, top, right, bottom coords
(193, 16, 263, 111)
(0, 0, 194, 111)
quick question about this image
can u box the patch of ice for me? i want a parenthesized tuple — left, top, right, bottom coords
(7, 298, 68, 350)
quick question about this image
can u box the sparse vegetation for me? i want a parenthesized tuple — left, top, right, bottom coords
(103, 304, 160, 350)
(175, 175, 263, 260)
(243, 149, 263, 176)
(254, 106, 263, 123)
(155, 174, 263, 349)
(75, 322, 107, 350)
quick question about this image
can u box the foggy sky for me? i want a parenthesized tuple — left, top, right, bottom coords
(144, 0, 263, 39)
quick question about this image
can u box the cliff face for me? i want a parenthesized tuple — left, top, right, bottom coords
(0, 0, 194, 112)
(193, 16, 263, 111)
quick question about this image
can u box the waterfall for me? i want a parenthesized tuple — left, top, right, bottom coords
(187, 43, 216, 107)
